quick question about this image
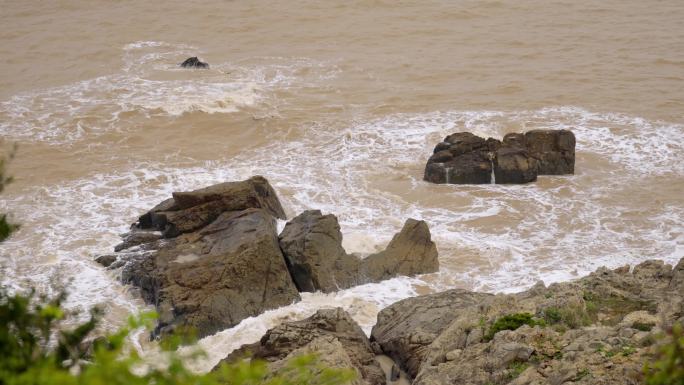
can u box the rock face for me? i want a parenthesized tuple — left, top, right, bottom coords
(96, 176, 441, 338)
(278, 210, 439, 293)
(221, 308, 386, 385)
(96, 176, 299, 338)
(424, 129, 575, 184)
(138, 175, 286, 238)
(524, 129, 576, 174)
(423, 133, 498, 184)
(371, 258, 684, 385)
(180, 56, 209, 69)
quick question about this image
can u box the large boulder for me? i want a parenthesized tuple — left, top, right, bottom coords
(278, 210, 439, 293)
(370, 257, 684, 385)
(121, 208, 300, 337)
(360, 219, 439, 282)
(524, 129, 575, 174)
(220, 308, 386, 385)
(96, 176, 299, 338)
(493, 146, 538, 184)
(370, 289, 493, 377)
(423, 130, 575, 185)
(423, 133, 497, 184)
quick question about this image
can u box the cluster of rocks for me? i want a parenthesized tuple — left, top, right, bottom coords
(95, 176, 439, 337)
(424, 129, 576, 184)
(224, 258, 683, 385)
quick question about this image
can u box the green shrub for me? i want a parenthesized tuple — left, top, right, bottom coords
(0, 289, 355, 385)
(0, 145, 19, 241)
(485, 313, 542, 341)
(633, 322, 655, 332)
(644, 323, 684, 385)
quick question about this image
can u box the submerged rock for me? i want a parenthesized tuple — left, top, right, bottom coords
(278, 210, 439, 293)
(424, 129, 575, 184)
(180, 56, 209, 69)
(220, 308, 385, 385)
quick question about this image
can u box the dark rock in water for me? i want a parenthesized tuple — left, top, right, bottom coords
(278, 210, 356, 292)
(278, 210, 439, 293)
(424, 134, 493, 184)
(180, 56, 209, 69)
(219, 308, 385, 385)
(114, 231, 162, 252)
(137, 175, 286, 238)
(524, 129, 575, 174)
(424, 129, 575, 184)
(95, 175, 439, 338)
(360, 218, 439, 282)
(122, 208, 299, 338)
(94, 254, 117, 267)
(95, 176, 299, 338)
(493, 146, 538, 184)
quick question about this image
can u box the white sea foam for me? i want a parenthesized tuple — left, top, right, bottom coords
(1, 106, 682, 367)
(0, 42, 340, 144)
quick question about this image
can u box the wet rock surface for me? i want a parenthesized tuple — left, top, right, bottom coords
(278, 210, 439, 293)
(371, 258, 683, 385)
(424, 129, 575, 184)
(180, 56, 209, 68)
(95, 176, 298, 337)
(95, 177, 440, 338)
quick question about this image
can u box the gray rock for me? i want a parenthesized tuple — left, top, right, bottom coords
(524, 129, 575, 175)
(493, 146, 538, 184)
(122, 208, 300, 338)
(278, 210, 439, 293)
(423, 129, 575, 185)
(137, 175, 286, 238)
(180, 56, 209, 69)
(220, 308, 385, 385)
(372, 257, 682, 385)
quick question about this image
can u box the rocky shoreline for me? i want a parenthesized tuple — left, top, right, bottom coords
(221, 258, 682, 385)
(95, 176, 682, 384)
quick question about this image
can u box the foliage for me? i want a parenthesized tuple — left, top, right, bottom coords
(506, 361, 529, 380)
(484, 313, 543, 341)
(0, 289, 356, 385)
(0, 144, 19, 241)
(644, 323, 684, 385)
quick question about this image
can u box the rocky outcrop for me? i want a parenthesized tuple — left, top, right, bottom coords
(123, 208, 299, 338)
(96, 177, 441, 338)
(370, 258, 684, 385)
(138, 175, 286, 238)
(423, 133, 498, 184)
(524, 129, 576, 175)
(96, 176, 299, 338)
(221, 308, 386, 385)
(180, 56, 209, 69)
(424, 130, 575, 184)
(278, 210, 439, 293)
